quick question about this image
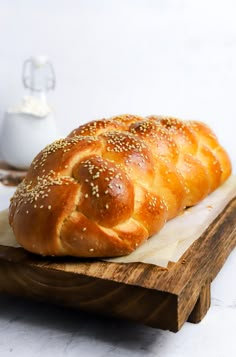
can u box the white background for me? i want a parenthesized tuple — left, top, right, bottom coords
(0, 1, 236, 356)
(0, 0, 236, 170)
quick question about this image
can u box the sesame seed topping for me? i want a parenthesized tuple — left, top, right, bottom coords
(32, 136, 98, 169)
(11, 173, 76, 213)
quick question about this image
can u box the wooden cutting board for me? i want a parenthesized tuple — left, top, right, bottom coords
(0, 161, 26, 186)
(0, 197, 235, 332)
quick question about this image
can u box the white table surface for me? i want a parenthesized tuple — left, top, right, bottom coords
(0, 0, 236, 356)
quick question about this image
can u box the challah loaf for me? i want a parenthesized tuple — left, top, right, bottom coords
(9, 115, 232, 257)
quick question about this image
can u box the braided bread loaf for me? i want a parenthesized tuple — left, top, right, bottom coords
(9, 115, 231, 257)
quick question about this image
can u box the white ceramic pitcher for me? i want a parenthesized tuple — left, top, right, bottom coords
(0, 56, 60, 170)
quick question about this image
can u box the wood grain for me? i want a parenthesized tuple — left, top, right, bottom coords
(0, 161, 26, 186)
(188, 282, 211, 323)
(0, 197, 235, 332)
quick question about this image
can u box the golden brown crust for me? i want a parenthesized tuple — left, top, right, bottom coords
(9, 114, 232, 257)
